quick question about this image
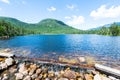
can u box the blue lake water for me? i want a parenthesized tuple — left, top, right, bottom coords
(0, 34, 120, 62)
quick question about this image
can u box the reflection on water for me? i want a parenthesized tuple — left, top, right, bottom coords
(0, 34, 120, 66)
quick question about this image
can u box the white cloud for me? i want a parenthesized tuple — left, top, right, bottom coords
(47, 6, 56, 12)
(65, 15, 85, 28)
(90, 5, 120, 19)
(0, 0, 10, 4)
(65, 16, 71, 19)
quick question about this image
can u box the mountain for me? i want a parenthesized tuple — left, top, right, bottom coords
(90, 22, 120, 30)
(0, 16, 82, 34)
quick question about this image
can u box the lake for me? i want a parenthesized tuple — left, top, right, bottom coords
(0, 34, 120, 66)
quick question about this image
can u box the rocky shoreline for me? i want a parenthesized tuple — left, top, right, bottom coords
(0, 57, 119, 80)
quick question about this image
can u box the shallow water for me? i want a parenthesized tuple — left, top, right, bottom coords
(0, 34, 120, 66)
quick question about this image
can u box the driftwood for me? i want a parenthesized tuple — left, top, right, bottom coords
(95, 64, 120, 78)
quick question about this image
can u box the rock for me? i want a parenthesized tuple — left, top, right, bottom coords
(31, 74, 38, 79)
(42, 68, 48, 73)
(84, 74, 93, 80)
(36, 68, 42, 75)
(29, 69, 35, 76)
(63, 70, 76, 79)
(5, 58, 14, 66)
(23, 75, 31, 80)
(77, 78, 82, 80)
(108, 76, 117, 80)
(101, 76, 111, 80)
(55, 71, 59, 76)
(9, 67, 17, 73)
(45, 78, 50, 80)
(30, 64, 37, 70)
(2, 74, 8, 80)
(43, 73, 47, 78)
(22, 70, 29, 76)
(35, 78, 40, 80)
(48, 71, 55, 78)
(92, 70, 98, 75)
(94, 74, 101, 80)
(78, 57, 86, 62)
(15, 73, 24, 80)
(0, 63, 7, 69)
(58, 78, 69, 80)
(19, 63, 26, 72)
(4, 48, 11, 52)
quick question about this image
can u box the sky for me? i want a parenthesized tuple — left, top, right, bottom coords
(0, 0, 120, 30)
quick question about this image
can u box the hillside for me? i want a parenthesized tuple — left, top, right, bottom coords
(0, 17, 82, 34)
(86, 22, 120, 36)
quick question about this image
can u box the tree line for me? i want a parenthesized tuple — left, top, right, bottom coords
(86, 23, 120, 36)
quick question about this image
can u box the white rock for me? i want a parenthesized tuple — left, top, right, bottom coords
(5, 58, 14, 66)
(58, 78, 69, 80)
(4, 48, 11, 52)
(19, 63, 27, 73)
(29, 69, 35, 76)
(0, 63, 7, 69)
(94, 74, 101, 80)
(78, 57, 86, 62)
(15, 73, 24, 80)
(31, 74, 38, 79)
(101, 76, 111, 80)
(108, 76, 117, 80)
(45, 78, 50, 80)
(23, 75, 31, 80)
(2, 74, 8, 80)
(22, 70, 28, 76)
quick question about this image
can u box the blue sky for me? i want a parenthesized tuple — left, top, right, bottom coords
(0, 0, 120, 30)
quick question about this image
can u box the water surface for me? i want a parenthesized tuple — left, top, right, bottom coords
(0, 34, 120, 64)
